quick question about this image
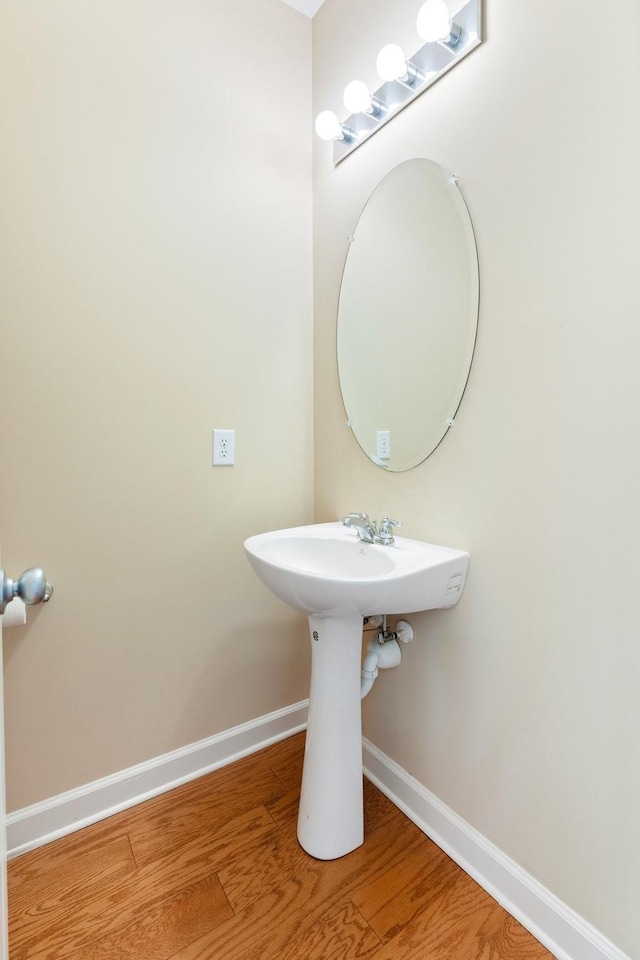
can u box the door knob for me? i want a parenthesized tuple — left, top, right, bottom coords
(0, 568, 53, 615)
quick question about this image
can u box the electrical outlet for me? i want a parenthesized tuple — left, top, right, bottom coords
(213, 429, 235, 465)
(376, 430, 391, 460)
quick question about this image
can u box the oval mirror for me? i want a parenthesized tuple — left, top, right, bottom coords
(337, 158, 479, 471)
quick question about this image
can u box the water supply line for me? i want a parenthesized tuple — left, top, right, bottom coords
(361, 617, 414, 699)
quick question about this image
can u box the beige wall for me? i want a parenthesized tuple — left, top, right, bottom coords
(314, 0, 640, 956)
(0, 0, 313, 810)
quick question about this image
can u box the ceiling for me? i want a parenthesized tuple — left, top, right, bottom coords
(280, 0, 325, 17)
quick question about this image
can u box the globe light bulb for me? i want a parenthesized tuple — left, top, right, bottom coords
(376, 44, 409, 83)
(417, 0, 453, 42)
(343, 80, 373, 115)
(314, 110, 343, 141)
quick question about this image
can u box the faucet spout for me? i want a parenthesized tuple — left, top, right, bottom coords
(341, 513, 403, 546)
(341, 513, 377, 544)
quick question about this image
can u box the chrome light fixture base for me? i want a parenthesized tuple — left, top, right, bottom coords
(332, 0, 483, 165)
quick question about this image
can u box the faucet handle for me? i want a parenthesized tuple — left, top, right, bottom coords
(376, 517, 402, 543)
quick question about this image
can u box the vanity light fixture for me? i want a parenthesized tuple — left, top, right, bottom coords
(314, 0, 483, 164)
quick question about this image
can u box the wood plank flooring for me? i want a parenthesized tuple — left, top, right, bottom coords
(8, 732, 555, 959)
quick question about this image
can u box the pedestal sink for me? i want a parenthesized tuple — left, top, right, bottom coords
(244, 521, 469, 860)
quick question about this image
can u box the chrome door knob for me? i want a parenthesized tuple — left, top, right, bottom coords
(0, 567, 53, 615)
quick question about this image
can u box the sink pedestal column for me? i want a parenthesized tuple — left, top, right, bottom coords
(297, 613, 364, 860)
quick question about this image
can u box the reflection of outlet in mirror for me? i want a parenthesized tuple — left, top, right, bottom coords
(376, 430, 391, 460)
(213, 429, 235, 465)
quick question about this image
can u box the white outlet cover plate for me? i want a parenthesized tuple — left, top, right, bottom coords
(213, 429, 235, 466)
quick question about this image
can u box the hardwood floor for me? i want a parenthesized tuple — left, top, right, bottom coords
(8, 733, 555, 959)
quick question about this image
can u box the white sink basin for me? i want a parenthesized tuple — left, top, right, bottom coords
(244, 521, 469, 618)
(244, 520, 470, 861)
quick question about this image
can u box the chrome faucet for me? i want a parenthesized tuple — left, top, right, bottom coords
(341, 513, 402, 546)
(342, 512, 378, 543)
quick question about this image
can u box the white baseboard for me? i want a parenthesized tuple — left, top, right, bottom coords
(7, 712, 630, 960)
(7, 700, 309, 859)
(362, 738, 631, 960)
